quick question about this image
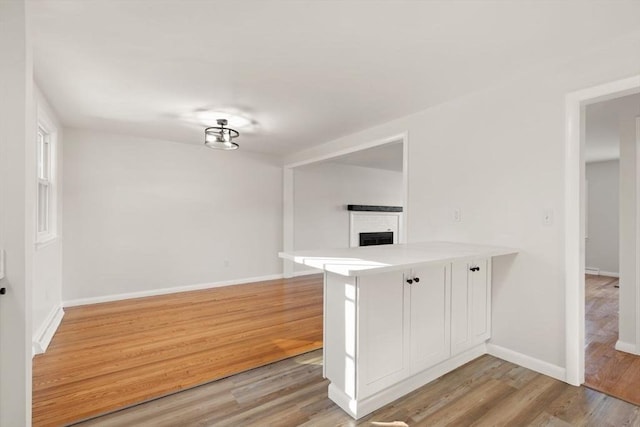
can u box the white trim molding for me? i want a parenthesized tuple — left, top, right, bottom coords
(565, 74, 640, 386)
(34, 235, 58, 251)
(599, 271, 620, 278)
(585, 268, 620, 278)
(636, 117, 640, 355)
(487, 343, 566, 382)
(35, 103, 59, 245)
(293, 269, 322, 277)
(329, 344, 487, 419)
(32, 305, 64, 356)
(63, 273, 286, 307)
(283, 167, 294, 278)
(615, 340, 640, 356)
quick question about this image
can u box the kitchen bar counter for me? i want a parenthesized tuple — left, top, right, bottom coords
(279, 241, 518, 419)
(279, 241, 517, 276)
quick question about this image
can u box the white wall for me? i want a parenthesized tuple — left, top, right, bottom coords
(285, 32, 640, 371)
(32, 87, 64, 352)
(0, 0, 34, 424)
(585, 160, 619, 275)
(294, 162, 403, 252)
(63, 129, 283, 303)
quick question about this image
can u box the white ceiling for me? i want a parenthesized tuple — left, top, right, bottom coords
(586, 93, 640, 163)
(32, 1, 640, 157)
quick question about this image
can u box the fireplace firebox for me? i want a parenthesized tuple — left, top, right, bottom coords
(359, 231, 394, 247)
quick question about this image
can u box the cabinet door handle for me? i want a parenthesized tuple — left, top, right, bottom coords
(406, 278, 413, 284)
(470, 266, 480, 272)
(413, 277, 420, 283)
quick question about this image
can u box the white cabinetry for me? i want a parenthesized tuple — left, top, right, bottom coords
(451, 258, 491, 355)
(409, 264, 451, 373)
(357, 270, 410, 398)
(324, 258, 492, 419)
(325, 262, 459, 417)
(356, 264, 450, 398)
(290, 243, 517, 421)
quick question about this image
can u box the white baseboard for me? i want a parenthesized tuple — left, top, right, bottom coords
(615, 340, 640, 355)
(63, 273, 287, 307)
(292, 269, 322, 277)
(599, 270, 619, 278)
(32, 305, 65, 357)
(585, 267, 619, 278)
(486, 343, 566, 382)
(329, 344, 487, 419)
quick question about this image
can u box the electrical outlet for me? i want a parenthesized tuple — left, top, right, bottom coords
(453, 208, 462, 223)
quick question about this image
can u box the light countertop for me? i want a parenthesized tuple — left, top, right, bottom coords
(279, 241, 518, 277)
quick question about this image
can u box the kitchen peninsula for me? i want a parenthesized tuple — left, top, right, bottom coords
(279, 241, 518, 419)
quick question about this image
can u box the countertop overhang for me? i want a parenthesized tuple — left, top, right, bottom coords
(279, 241, 518, 277)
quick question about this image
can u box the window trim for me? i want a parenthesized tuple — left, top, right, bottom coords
(35, 106, 58, 248)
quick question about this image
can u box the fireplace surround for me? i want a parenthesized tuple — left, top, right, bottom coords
(348, 205, 402, 248)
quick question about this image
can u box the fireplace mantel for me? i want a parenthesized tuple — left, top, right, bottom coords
(347, 205, 403, 212)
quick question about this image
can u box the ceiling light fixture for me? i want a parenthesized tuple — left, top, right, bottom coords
(204, 119, 240, 150)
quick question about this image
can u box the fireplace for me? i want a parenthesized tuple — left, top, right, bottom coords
(359, 231, 394, 246)
(348, 205, 402, 248)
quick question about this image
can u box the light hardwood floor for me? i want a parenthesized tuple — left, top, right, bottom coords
(32, 275, 324, 427)
(76, 349, 640, 426)
(584, 274, 640, 405)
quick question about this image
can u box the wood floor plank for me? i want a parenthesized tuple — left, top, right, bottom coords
(527, 412, 574, 427)
(75, 349, 640, 427)
(469, 374, 565, 426)
(405, 358, 513, 424)
(584, 274, 640, 406)
(413, 378, 515, 426)
(544, 384, 607, 425)
(32, 275, 324, 427)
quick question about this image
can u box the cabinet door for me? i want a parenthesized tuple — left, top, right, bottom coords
(451, 258, 491, 355)
(451, 261, 470, 355)
(357, 271, 410, 398)
(451, 258, 491, 354)
(410, 264, 450, 373)
(470, 258, 490, 342)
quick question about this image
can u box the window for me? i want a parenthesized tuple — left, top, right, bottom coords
(36, 111, 57, 245)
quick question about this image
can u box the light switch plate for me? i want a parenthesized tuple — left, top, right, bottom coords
(453, 208, 462, 222)
(543, 209, 554, 226)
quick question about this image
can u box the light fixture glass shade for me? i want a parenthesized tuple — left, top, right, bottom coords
(204, 139, 239, 150)
(204, 119, 240, 150)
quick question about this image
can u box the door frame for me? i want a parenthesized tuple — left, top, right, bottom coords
(282, 132, 409, 277)
(564, 75, 640, 385)
(635, 117, 640, 353)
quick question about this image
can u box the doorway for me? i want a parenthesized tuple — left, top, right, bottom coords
(564, 75, 640, 392)
(583, 93, 640, 403)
